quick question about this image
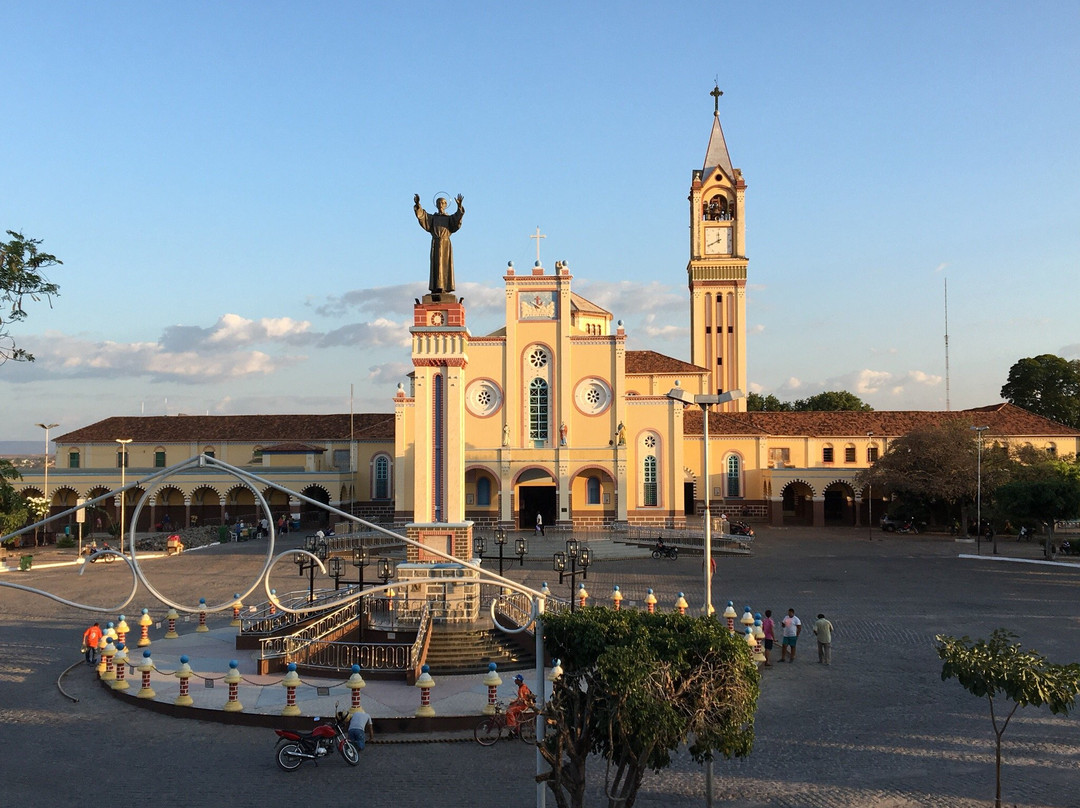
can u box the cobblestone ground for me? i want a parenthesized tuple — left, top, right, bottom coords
(2, 528, 1078, 807)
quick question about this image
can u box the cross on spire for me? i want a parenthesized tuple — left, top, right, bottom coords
(530, 226, 547, 264)
(711, 84, 723, 116)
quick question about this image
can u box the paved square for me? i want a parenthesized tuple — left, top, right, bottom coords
(1, 528, 1077, 807)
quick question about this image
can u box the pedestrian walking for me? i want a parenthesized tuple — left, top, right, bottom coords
(813, 613, 834, 665)
(780, 608, 801, 662)
(536, 512, 544, 536)
(761, 609, 775, 667)
(82, 622, 102, 665)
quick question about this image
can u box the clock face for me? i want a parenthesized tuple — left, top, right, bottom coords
(429, 311, 445, 326)
(704, 227, 732, 255)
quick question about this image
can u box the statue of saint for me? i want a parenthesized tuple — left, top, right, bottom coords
(414, 193, 465, 297)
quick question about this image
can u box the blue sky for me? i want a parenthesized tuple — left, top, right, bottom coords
(3, 2, 1078, 443)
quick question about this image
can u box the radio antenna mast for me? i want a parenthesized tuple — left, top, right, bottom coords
(944, 276, 951, 411)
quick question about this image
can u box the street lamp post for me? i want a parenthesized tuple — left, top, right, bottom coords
(294, 535, 329, 602)
(666, 383, 744, 616)
(352, 547, 370, 640)
(115, 438, 132, 554)
(552, 539, 591, 611)
(866, 432, 874, 541)
(473, 534, 486, 561)
(36, 422, 58, 545)
(494, 527, 508, 577)
(515, 536, 528, 566)
(328, 556, 345, 590)
(377, 558, 397, 628)
(971, 426, 989, 556)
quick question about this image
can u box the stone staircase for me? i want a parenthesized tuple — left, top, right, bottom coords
(422, 624, 535, 676)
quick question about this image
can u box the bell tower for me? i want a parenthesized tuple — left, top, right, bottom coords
(687, 85, 748, 411)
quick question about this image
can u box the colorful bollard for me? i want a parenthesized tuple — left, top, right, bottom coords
(111, 643, 130, 691)
(230, 594, 242, 628)
(645, 588, 657, 614)
(115, 615, 129, 647)
(281, 663, 301, 716)
(101, 638, 117, 681)
(482, 662, 502, 715)
(164, 608, 179, 639)
(723, 601, 737, 633)
(415, 664, 436, 717)
(268, 589, 277, 615)
(675, 593, 688, 615)
(137, 608, 153, 647)
(741, 606, 755, 633)
(347, 664, 366, 714)
(137, 650, 155, 699)
(196, 599, 209, 632)
(95, 634, 109, 676)
(223, 660, 243, 712)
(174, 656, 194, 706)
(577, 583, 589, 609)
(611, 585, 623, 611)
(547, 658, 564, 682)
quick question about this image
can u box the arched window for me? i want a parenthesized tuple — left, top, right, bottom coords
(643, 456, 658, 506)
(529, 378, 549, 442)
(586, 476, 601, 505)
(726, 455, 741, 498)
(477, 476, 491, 507)
(374, 455, 390, 500)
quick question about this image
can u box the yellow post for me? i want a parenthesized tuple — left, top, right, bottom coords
(137, 608, 153, 647)
(222, 660, 243, 712)
(164, 608, 180, 639)
(230, 594, 242, 628)
(347, 664, 366, 714)
(675, 593, 688, 615)
(111, 644, 130, 691)
(101, 638, 118, 681)
(137, 651, 156, 699)
(414, 664, 436, 717)
(281, 664, 301, 716)
(482, 663, 502, 715)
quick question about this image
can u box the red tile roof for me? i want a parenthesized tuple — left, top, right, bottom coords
(626, 350, 707, 375)
(683, 403, 1080, 438)
(57, 414, 395, 445)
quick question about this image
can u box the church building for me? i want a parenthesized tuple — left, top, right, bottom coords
(18, 91, 1080, 537)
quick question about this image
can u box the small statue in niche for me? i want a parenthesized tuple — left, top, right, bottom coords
(559, 422, 568, 446)
(616, 421, 626, 446)
(502, 423, 511, 447)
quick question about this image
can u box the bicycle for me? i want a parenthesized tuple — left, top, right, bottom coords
(474, 700, 538, 746)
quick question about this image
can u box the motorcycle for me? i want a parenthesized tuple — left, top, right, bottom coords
(275, 713, 360, 771)
(895, 520, 919, 535)
(727, 520, 755, 538)
(651, 541, 679, 560)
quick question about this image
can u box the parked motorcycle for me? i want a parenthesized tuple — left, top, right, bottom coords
(652, 541, 679, 560)
(275, 713, 360, 771)
(895, 520, 919, 535)
(727, 520, 755, 538)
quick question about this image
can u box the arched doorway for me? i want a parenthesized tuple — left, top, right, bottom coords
(515, 467, 556, 531)
(823, 481, 857, 525)
(780, 480, 815, 526)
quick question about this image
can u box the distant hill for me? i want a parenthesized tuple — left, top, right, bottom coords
(0, 441, 44, 456)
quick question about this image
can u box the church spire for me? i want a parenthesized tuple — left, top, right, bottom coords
(703, 84, 733, 181)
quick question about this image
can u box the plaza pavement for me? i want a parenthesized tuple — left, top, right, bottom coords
(2, 526, 1079, 807)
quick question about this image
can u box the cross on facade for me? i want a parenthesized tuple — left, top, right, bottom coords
(530, 226, 546, 264)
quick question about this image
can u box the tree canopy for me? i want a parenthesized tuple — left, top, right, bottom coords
(541, 608, 759, 808)
(0, 459, 28, 541)
(0, 230, 63, 363)
(746, 390, 872, 412)
(936, 629, 1080, 807)
(995, 456, 1080, 556)
(1000, 354, 1080, 428)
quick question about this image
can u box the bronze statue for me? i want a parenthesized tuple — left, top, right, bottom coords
(414, 193, 464, 298)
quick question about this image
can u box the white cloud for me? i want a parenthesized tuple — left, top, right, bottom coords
(317, 318, 412, 349)
(367, 362, 411, 385)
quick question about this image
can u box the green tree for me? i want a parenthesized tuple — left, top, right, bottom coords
(746, 392, 792, 411)
(936, 629, 1080, 808)
(1000, 354, 1080, 428)
(0, 230, 63, 363)
(746, 390, 871, 412)
(793, 390, 873, 411)
(0, 460, 28, 546)
(856, 420, 1010, 522)
(995, 456, 1080, 558)
(540, 608, 759, 808)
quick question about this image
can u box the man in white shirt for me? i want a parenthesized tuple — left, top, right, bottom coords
(814, 613, 834, 665)
(346, 708, 373, 750)
(780, 608, 802, 663)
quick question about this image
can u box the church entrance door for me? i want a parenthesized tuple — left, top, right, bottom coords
(518, 486, 557, 532)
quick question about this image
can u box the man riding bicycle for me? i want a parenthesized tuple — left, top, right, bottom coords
(506, 674, 534, 736)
